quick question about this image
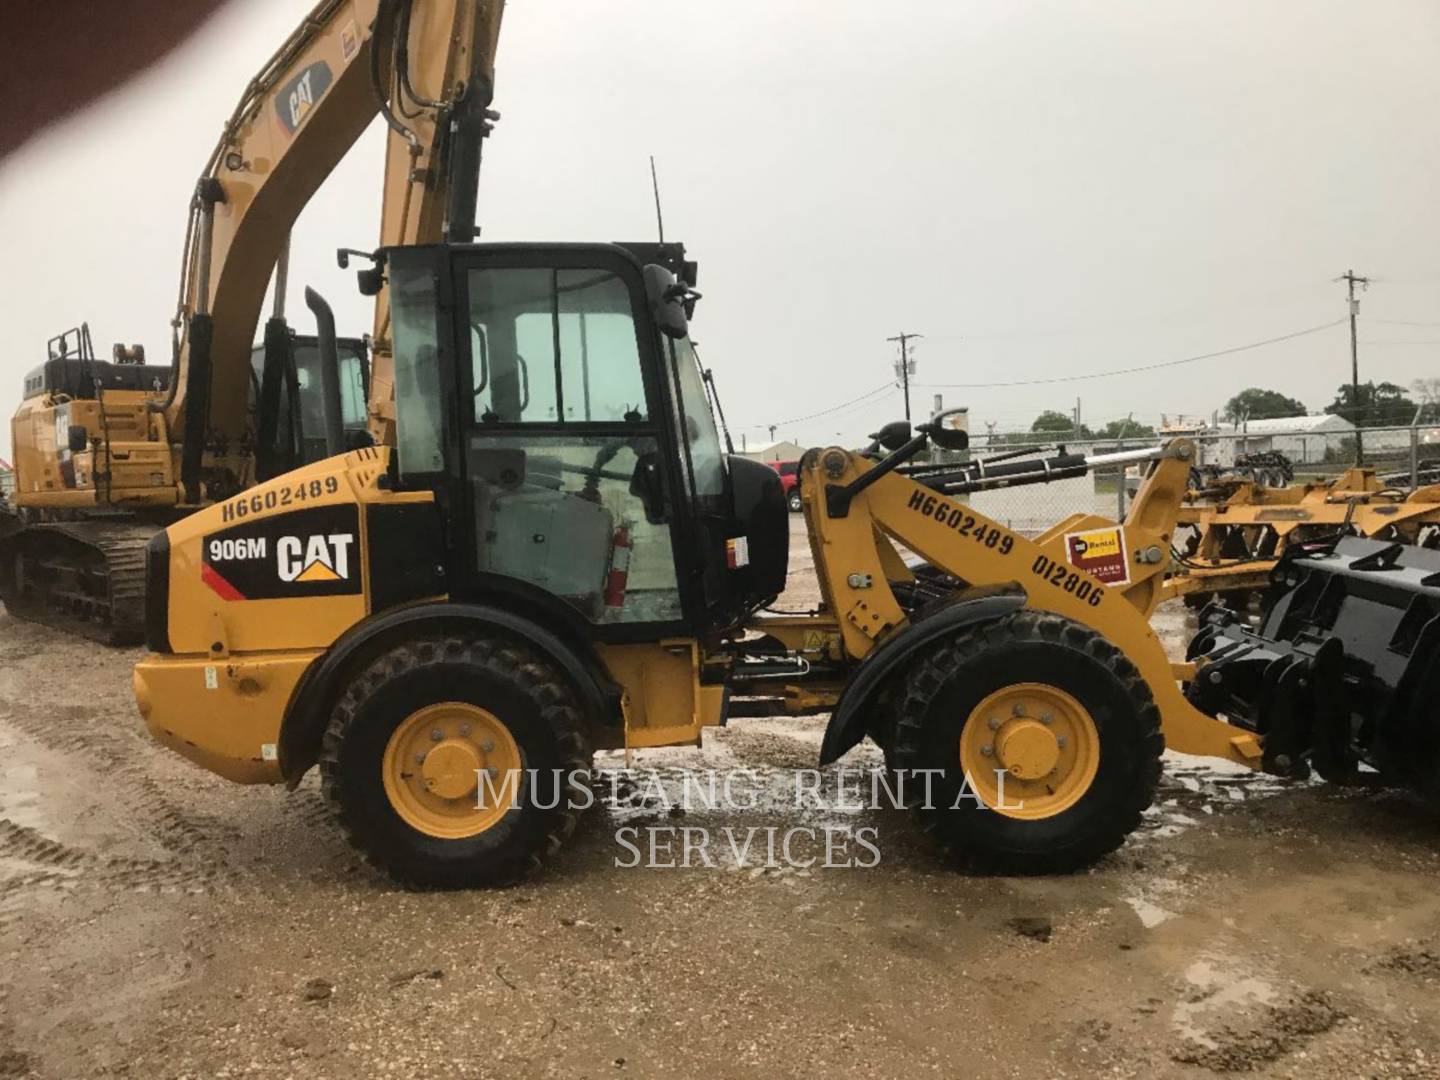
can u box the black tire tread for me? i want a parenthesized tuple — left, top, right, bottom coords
(887, 609, 1163, 875)
(319, 635, 592, 887)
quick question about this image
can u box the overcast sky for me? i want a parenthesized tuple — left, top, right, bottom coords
(2, 0, 1438, 458)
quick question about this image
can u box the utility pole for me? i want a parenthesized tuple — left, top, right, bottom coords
(887, 332, 922, 423)
(1338, 269, 1370, 464)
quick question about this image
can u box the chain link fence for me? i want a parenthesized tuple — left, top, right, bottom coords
(941, 423, 1440, 538)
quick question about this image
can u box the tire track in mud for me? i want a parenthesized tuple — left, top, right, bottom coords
(0, 816, 229, 895)
(0, 701, 239, 895)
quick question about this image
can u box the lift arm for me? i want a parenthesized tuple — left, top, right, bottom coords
(788, 437, 1263, 767)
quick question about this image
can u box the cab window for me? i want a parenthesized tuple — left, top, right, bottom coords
(469, 268, 646, 425)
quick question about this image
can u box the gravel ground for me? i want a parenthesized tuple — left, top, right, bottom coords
(2, 517, 1440, 1078)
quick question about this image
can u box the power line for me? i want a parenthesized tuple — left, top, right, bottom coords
(768, 380, 895, 426)
(912, 318, 1346, 390)
(1363, 318, 1440, 328)
(919, 279, 1336, 344)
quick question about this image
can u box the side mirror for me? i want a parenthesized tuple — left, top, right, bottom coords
(929, 426, 969, 451)
(869, 421, 913, 453)
(643, 264, 689, 340)
(357, 266, 384, 296)
(67, 424, 89, 453)
(337, 248, 385, 296)
(921, 407, 970, 451)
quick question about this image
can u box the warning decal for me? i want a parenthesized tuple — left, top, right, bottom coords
(1063, 526, 1130, 585)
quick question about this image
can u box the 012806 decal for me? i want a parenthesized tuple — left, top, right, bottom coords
(201, 504, 360, 601)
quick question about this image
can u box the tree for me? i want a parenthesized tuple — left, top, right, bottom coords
(1325, 381, 1418, 427)
(1098, 418, 1156, 441)
(1223, 387, 1307, 424)
(1413, 378, 1440, 420)
(1030, 410, 1091, 437)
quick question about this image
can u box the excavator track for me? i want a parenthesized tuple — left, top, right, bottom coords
(0, 520, 157, 645)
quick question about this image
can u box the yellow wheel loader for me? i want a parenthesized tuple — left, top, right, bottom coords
(133, 242, 1440, 886)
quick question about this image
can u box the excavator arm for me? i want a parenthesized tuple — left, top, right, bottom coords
(162, 0, 504, 500)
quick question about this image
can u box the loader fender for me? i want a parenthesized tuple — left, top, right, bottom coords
(819, 586, 1028, 765)
(279, 601, 617, 783)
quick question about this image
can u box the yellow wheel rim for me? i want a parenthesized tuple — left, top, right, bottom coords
(382, 702, 522, 839)
(957, 683, 1100, 820)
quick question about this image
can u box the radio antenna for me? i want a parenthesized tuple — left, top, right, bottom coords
(649, 155, 665, 243)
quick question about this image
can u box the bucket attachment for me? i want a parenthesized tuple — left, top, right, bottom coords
(1186, 536, 1440, 791)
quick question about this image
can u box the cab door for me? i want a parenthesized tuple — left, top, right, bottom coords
(435, 246, 702, 639)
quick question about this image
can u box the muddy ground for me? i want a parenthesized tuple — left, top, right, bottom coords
(3, 518, 1440, 1078)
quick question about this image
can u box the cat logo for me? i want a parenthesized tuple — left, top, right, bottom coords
(277, 534, 354, 583)
(276, 61, 334, 135)
(201, 504, 361, 601)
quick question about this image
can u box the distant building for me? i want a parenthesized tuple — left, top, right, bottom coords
(0, 457, 12, 499)
(737, 439, 806, 464)
(1219, 414, 1356, 465)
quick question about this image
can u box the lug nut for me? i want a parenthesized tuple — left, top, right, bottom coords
(480, 738, 495, 753)
(430, 729, 443, 741)
(459, 724, 471, 736)
(980, 745, 994, 756)
(415, 752, 426, 764)
(1040, 713, 1053, 725)
(486, 766, 500, 778)
(1011, 704, 1025, 717)
(1056, 736, 1068, 749)
(988, 717, 1001, 731)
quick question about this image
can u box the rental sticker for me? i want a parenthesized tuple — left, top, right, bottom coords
(1063, 526, 1130, 585)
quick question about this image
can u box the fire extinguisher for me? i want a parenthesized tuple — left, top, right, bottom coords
(604, 521, 633, 608)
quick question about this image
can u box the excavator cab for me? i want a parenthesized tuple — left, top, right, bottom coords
(383, 241, 788, 635)
(249, 334, 371, 481)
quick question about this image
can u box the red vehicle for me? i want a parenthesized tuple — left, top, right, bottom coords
(768, 460, 802, 512)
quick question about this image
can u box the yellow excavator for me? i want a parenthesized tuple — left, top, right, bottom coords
(2, 0, 504, 643)
(131, 227, 1440, 886)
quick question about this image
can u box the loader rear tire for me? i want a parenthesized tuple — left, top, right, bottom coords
(320, 636, 592, 888)
(886, 610, 1163, 875)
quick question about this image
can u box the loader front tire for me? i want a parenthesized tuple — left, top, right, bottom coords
(887, 610, 1163, 874)
(320, 636, 592, 888)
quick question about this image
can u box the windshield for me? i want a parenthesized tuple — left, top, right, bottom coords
(666, 335, 726, 499)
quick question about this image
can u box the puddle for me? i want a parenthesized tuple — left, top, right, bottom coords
(1172, 955, 1278, 1048)
(1126, 895, 1176, 929)
(0, 726, 47, 832)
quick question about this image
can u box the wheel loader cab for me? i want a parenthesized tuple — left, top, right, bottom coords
(385, 241, 788, 637)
